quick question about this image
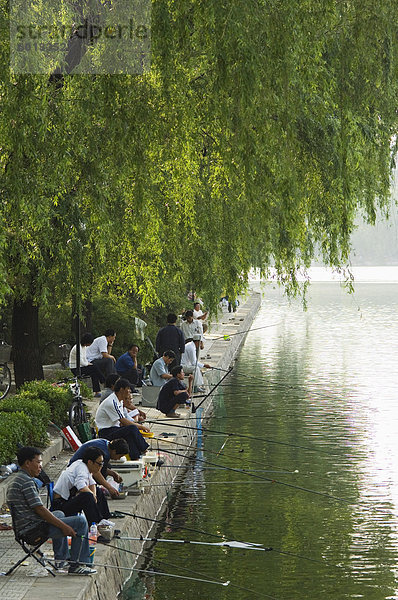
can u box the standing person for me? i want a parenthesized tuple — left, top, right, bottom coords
(69, 333, 106, 397)
(181, 338, 211, 392)
(116, 344, 144, 389)
(193, 302, 208, 333)
(6, 446, 96, 575)
(180, 310, 204, 356)
(86, 329, 117, 378)
(95, 378, 150, 459)
(155, 314, 185, 366)
(149, 350, 175, 387)
(157, 366, 193, 418)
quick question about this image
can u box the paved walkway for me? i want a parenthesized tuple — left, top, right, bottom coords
(0, 293, 260, 600)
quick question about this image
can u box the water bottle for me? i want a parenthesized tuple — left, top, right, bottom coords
(89, 522, 98, 543)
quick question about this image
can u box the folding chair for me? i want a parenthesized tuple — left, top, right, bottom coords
(5, 503, 57, 577)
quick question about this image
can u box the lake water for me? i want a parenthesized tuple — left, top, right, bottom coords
(122, 282, 398, 600)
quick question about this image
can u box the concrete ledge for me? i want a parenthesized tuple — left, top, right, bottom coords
(0, 292, 261, 600)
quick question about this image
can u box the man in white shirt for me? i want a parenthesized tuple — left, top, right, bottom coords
(181, 338, 211, 392)
(180, 311, 204, 357)
(193, 302, 208, 333)
(69, 332, 105, 395)
(52, 446, 108, 525)
(95, 378, 150, 459)
(149, 351, 175, 387)
(86, 329, 117, 378)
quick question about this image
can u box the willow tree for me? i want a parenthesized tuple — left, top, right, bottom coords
(1, 0, 398, 383)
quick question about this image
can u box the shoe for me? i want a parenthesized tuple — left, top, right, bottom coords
(166, 412, 180, 418)
(93, 392, 101, 398)
(55, 560, 69, 570)
(196, 386, 206, 393)
(68, 564, 97, 575)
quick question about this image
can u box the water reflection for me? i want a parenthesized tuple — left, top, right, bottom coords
(122, 283, 398, 600)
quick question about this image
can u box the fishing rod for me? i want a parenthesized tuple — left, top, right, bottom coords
(118, 535, 272, 552)
(210, 322, 282, 342)
(149, 419, 332, 455)
(160, 447, 350, 503)
(114, 510, 330, 567)
(191, 366, 234, 413)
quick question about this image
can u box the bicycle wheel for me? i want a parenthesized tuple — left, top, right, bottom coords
(68, 400, 87, 433)
(0, 364, 12, 399)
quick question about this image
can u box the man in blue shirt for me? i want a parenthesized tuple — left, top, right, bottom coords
(116, 344, 144, 388)
(68, 438, 129, 499)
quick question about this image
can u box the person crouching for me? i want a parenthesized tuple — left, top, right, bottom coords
(156, 365, 193, 418)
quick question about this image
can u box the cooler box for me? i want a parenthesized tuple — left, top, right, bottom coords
(141, 386, 161, 408)
(113, 459, 144, 488)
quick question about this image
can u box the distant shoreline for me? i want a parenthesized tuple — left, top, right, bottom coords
(249, 266, 398, 283)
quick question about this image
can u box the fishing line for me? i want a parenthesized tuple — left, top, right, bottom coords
(72, 559, 230, 587)
(149, 419, 331, 455)
(143, 465, 298, 473)
(160, 448, 351, 503)
(153, 434, 301, 471)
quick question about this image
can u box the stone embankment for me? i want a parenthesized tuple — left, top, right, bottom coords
(0, 292, 261, 600)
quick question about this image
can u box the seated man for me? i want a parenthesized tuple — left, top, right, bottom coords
(69, 332, 105, 397)
(115, 344, 144, 389)
(150, 350, 175, 387)
(52, 447, 111, 525)
(86, 329, 117, 378)
(68, 438, 129, 499)
(181, 338, 211, 392)
(157, 365, 193, 418)
(95, 378, 150, 459)
(6, 446, 95, 575)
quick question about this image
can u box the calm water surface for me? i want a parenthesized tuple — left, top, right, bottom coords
(122, 283, 398, 600)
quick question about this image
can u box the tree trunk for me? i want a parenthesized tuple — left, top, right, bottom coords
(12, 297, 44, 387)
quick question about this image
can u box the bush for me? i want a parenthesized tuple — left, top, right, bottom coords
(19, 379, 71, 427)
(0, 412, 32, 465)
(0, 395, 50, 447)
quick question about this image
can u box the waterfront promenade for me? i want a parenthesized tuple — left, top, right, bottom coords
(0, 292, 260, 600)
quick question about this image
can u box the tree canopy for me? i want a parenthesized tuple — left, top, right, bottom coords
(0, 0, 398, 348)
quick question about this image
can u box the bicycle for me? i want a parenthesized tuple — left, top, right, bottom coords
(68, 377, 90, 436)
(0, 341, 12, 400)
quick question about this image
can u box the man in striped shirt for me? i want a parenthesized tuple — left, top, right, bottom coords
(6, 446, 96, 575)
(95, 378, 150, 459)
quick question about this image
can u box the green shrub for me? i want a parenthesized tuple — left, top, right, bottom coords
(0, 395, 50, 447)
(19, 379, 70, 427)
(0, 412, 32, 465)
(47, 370, 92, 399)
